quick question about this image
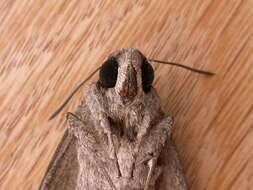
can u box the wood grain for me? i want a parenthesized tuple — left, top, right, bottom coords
(0, 0, 252, 189)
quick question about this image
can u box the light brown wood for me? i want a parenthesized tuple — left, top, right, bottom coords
(0, 0, 252, 189)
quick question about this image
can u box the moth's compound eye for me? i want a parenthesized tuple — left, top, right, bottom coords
(141, 61, 154, 93)
(99, 58, 118, 88)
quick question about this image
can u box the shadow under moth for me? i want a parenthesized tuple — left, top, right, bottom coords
(40, 48, 214, 190)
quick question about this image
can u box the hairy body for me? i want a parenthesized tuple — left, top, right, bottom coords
(40, 48, 187, 190)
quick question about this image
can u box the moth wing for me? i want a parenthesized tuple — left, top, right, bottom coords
(157, 139, 188, 190)
(39, 129, 79, 190)
(66, 112, 117, 190)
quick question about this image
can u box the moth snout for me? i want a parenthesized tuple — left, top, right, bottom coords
(118, 64, 138, 100)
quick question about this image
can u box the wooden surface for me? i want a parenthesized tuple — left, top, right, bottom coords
(0, 0, 252, 189)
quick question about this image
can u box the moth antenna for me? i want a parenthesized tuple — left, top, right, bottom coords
(48, 66, 102, 120)
(148, 59, 215, 75)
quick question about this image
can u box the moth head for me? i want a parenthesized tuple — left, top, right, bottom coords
(99, 48, 154, 101)
(49, 48, 214, 120)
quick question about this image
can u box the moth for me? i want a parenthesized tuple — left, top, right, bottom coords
(40, 48, 214, 190)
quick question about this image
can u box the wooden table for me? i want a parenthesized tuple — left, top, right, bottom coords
(0, 0, 252, 189)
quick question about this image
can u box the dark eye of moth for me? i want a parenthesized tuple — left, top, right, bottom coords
(141, 60, 154, 93)
(99, 58, 118, 88)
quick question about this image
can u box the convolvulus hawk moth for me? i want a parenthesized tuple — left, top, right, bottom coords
(40, 48, 214, 190)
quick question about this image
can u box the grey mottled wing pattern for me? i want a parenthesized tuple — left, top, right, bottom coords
(157, 139, 188, 190)
(39, 129, 79, 190)
(67, 109, 117, 190)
